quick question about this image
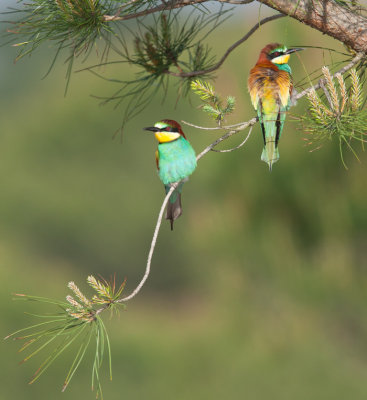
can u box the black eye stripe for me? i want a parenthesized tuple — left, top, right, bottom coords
(267, 51, 284, 60)
(160, 126, 179, 133)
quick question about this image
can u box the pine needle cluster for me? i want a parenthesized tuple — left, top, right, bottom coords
(87, 275, 126, 307)
(191, 79, 235, 122)
(3, 0, 116, 89)
(5, 0, 113, 57)
(132, 13, 215, 78)
(5, 276, 126, 398)
(87, 9, 227, 127)
(302, 67, 366, 167)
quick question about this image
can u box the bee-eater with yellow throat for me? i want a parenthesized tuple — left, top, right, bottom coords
(144, 119, 197, 230)
(248, 43, 303, 170)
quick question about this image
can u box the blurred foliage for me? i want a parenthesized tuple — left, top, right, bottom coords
(1, 6, 367, 400)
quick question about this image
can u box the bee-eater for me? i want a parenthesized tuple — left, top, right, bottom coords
(248, 43, 303, 170)
(144, 119, 197, 230)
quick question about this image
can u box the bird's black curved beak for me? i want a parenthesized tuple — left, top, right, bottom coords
(286, 48, 304, 54)
(143, 126, 159, 132)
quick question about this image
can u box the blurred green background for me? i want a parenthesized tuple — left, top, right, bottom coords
(1, 4, 367, 400)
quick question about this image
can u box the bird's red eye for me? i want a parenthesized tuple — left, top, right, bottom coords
(273, 52, 280, 57)
(164, 127, 171, 131)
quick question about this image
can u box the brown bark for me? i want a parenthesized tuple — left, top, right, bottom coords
(259, 0, 367, 53)
(105, 0, 367, 53)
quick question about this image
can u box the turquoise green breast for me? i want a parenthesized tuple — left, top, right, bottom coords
(158, 136, 197, 185)
(276, 63, 291, 75)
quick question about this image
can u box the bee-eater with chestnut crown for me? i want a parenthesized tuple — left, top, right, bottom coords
(144, 119, 197, 230)
(248, 43, 303, 170)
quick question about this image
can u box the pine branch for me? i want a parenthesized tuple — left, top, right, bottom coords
(295, 53, 365, 100)
(301, 65, 367, 168)
(211, 126, 254, 153)
(113, 51, 364, 303)
(258, 0, 367, 53)
(3, 0, 367, 90)
(101, 0, 367, 54)
(191, 79, 236, 121)
(9, 50, 362, 310)
(165, 14, 286, 78)
(6, 275, 126, 397)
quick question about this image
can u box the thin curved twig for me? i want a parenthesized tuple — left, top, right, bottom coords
(103, 0, 255, 21)
(211, 125, 253, 152)
(295, 52, 364, 100)
(166, 14, 286, 78)
(111, 119, 256, 305)
(118, 184, 177, 302)
(181, 120, 253, 130)
(103, 0, 141, 21)
(218, 0, 254, 3)
(104, 12, 285, 79)
(196, 117, 257, 160)
(112, 124, 256, 304)
(104, 0, 208, 21)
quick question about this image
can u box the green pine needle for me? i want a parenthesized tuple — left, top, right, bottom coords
(62, 328, 93, 392)
(2, 0, 117, 90)
(223, 96, 235, 115)
(6, 276, 126, 398)
(191, 79, 235, 122)
(81, 7, 230, 128)
(302, 68, 367, 168)
(191, 80, 218, 103)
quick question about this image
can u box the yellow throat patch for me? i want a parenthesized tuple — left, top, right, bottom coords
(155, 131, 181, 143)
(271, 54, 290, 65)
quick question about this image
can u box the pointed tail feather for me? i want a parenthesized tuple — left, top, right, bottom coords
(261, 141, 279, 171)
(165, 192, 182, 230)
(165, 183, 184, 230)
(260, 110, 281, 170)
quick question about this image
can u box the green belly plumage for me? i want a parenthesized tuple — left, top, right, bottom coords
(157, 136, 196, 230)
(157, 136, 197, 185)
